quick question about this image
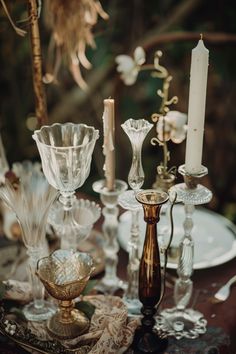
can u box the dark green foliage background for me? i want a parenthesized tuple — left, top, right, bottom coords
(0, 0, 236, 220)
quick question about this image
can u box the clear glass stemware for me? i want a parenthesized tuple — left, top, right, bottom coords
(0, 164, 58, 321)
(118, 118, 153, 314)
(33, 123, 99, 251)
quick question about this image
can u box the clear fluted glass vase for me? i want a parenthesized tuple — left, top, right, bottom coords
(118, 118, 153, 314)
(33, 123, 99, 251)
(0, 166, 58, 321)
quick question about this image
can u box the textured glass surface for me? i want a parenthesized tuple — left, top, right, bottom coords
(118, 190, 141, 210)
(49, 198, 101, 245)
(156, 308, 207, 340)
(37, 250, 94, 300)
(121, 119, 153, 191)
(171, 183, 212, 205)
(0, 163, 58, 248)
(0, 162, 58, 321)
(160, 177, 212, 339)
(33, 123, 99, 193)
(92, 179, 128, 293)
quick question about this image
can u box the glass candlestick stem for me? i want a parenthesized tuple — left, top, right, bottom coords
(93, 179, 127, 294)
(118, 190, 142, 314)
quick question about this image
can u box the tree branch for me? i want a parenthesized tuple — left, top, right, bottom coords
(142, 31, 236, 51)
(49, 61, 114, 123)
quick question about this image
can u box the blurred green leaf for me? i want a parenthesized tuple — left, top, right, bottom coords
(81, 280, 97, 296)
(75, 301, 96, 320)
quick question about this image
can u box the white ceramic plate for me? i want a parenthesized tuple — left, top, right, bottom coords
(117, 204, 236, 269)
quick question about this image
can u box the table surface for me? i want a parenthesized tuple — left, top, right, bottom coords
(0, 205, 236, 354)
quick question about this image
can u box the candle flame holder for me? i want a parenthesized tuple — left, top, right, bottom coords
(36, 250, 94, 340)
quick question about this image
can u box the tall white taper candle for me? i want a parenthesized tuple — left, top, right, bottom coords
(185, 38, 209, 174)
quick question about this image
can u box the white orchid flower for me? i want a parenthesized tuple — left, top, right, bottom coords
(156, 110, 187, 144)
(115, 46, 146, 85)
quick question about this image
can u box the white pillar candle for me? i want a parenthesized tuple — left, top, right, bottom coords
(185, 38, 209, 174)
(102, 98, 115, 190)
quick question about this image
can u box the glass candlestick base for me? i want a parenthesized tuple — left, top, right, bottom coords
(93, 179, 128, 294)
(156, 307, 207, 340)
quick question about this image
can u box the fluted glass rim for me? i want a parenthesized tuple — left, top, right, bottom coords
(32, 122, 99, 150)
(121, 118, 153, 133)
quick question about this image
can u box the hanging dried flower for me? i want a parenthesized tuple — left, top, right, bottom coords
(44, 0, 109, 90)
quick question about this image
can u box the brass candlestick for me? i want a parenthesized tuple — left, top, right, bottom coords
(131, 189, 175, 353)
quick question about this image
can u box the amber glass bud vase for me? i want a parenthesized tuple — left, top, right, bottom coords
(131, 189, 169, 354)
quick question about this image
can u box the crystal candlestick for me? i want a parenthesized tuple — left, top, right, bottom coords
(33, 123, 99, 252)
(93, 179, 127, 294)
(118, 118, 153, 314)
(158, 164, 212, 339)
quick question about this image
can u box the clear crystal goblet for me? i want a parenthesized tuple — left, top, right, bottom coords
(0, 164, 58, 321)
(33, 123, 99, 251)
(118, 118, 153, 314)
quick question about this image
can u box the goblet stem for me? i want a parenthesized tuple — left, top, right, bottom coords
(59, 300, 74, 323)
(59, 193, 78, 251)
(125, 209, 140, 302)
(101, 206, 119, 286)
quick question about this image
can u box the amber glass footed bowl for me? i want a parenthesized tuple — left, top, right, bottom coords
(36, 249, 94, 340)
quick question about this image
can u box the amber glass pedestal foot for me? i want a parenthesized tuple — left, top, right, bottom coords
(131, 306, 168, 353)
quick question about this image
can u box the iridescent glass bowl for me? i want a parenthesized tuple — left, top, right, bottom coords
(36, 250, 94, 339)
